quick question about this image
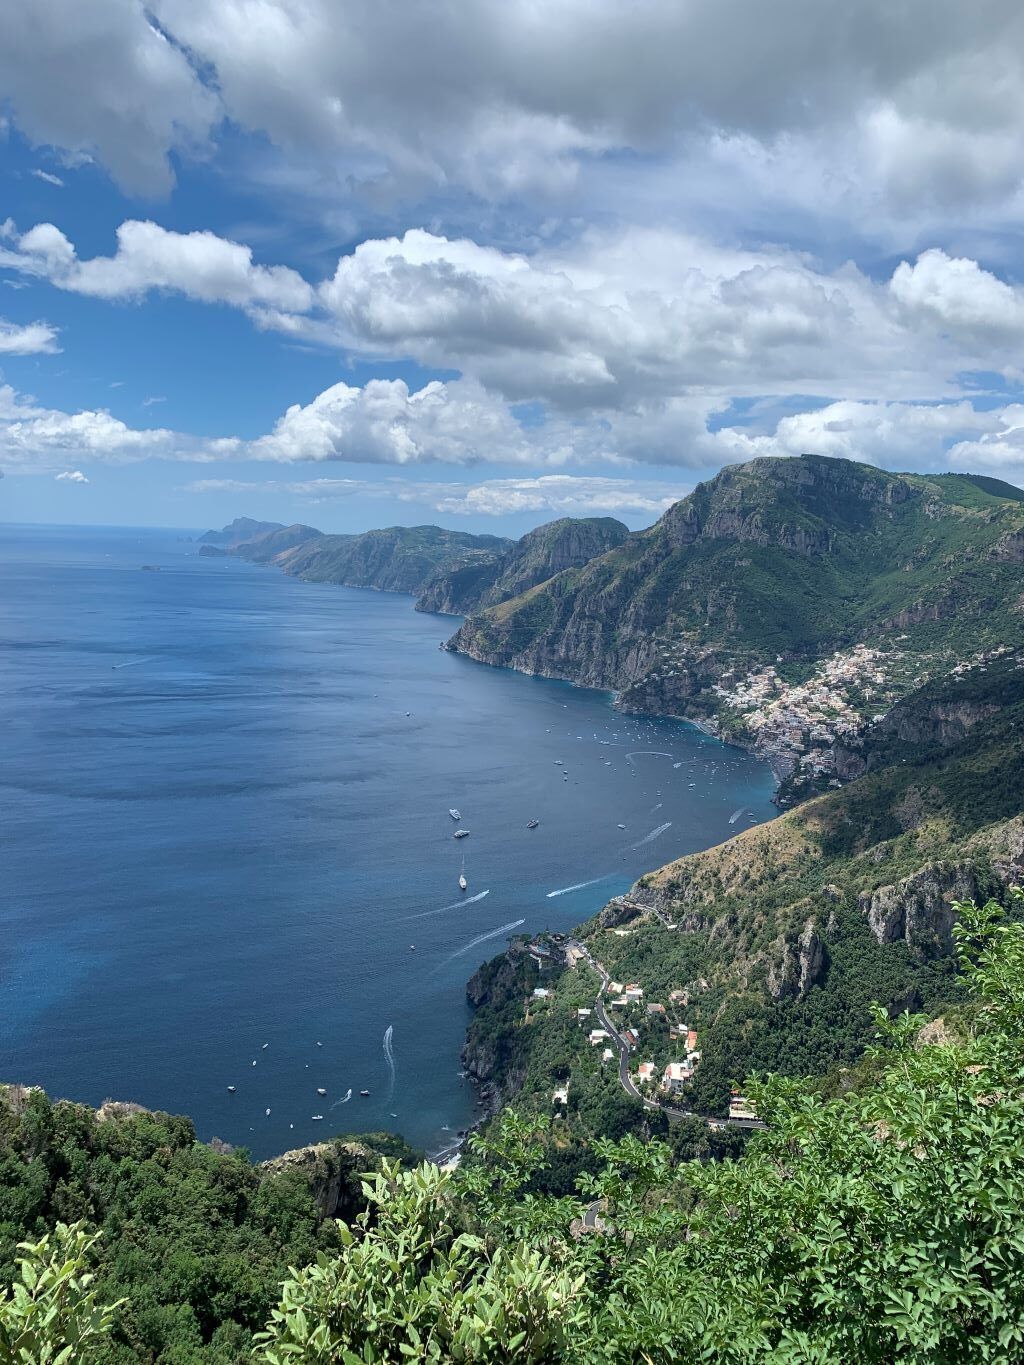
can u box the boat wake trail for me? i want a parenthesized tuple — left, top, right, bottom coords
(625, 750, 674, 762)
(329, 1089, 352, 1110)
(402, 889, 490, 921)
(546, 876, 609, 899)
(112, 657, 153, 670)
(634, 821, 672, 848)
(445, 919, 526, 962)
(728, 807, 748, 825)
(383, 1025, 395, 1101)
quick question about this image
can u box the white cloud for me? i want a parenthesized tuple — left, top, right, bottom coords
(890, 248, 1024, 344)
(250, 377, 569, 466)
(2, 1, 1024, 222)
(3, 219, 314, 313)
(0, 0, 217, 194)
(183, 472, 683, 518)
(30, 169, 64, 187)
(8, 213, 1024, 413)
(0, 316, 60, 354)
(425, 475, 682, 518)
(55, 468, 88, 482)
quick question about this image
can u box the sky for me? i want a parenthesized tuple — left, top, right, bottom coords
(3, 2, 1024, 537)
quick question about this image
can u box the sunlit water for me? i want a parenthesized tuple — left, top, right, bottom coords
(0, 525, 778, 1158)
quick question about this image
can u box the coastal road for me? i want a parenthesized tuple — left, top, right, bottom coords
(568, 939, 766, 1132)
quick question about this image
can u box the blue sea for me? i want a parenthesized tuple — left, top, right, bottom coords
(0, 525, 778, 1159)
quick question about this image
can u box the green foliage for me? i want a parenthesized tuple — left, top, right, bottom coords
(0, 1097, 394, 1362)
(256, 1152, 585, 1363)
(0, 1222, 122, 1364)
(262, 895, 1024, 1362)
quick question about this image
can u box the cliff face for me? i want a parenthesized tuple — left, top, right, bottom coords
(448, 455, 1024, 752)
(416, 517, 629, 615)
(257, 1139, 380, 1221)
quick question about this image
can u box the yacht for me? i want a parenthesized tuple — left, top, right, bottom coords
(526, 819, 539, 829)
(359, 1089, 370, 1097)
(311, 1114, 324, 1121)
(227, 1086, 236, 1093)
(449, 808, 461, 820)
(459, 865, 468, 892)
(317, 1088, 327, 1096)
(453, 828, 470, 839)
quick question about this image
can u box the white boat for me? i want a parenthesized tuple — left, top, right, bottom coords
(317, 1087, 327, 1096)
(449, 808, 461, 820)
(453, 828, 470, 839)
(526, 819, 539, 829)
(360, 1089, 370, 1097)
(311, 1114, 324, 1121)
(459, 860, 468, 892)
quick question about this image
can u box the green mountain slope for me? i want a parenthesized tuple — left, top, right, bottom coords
(267, 524, 512, 596)
(463, 651, 1024, 1134)
(415, 516, 629, 615)
(449, 455, 1024, 784)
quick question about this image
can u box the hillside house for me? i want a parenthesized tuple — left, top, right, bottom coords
(576, 1007, 592, 1023)
(637, 1062, 656, 1085)
(729, 1092, 758, 1120)
(624, 984, 644, 1002)
(662, 1061, 692, 1095)
(588, 1028, 610, 1046)
(647, 1003, 666, 1017)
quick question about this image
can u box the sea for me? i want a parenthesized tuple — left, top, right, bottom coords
(0, 524, 779, 1160)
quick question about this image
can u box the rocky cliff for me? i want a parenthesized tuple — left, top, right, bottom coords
(448, 456, 1024, 776)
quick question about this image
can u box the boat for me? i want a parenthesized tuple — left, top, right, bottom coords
(317, 1088, 327, 1096)
(265, 1108, 271, 1116)
(311, 1114, 324, 1121)
(359, 1089, 370, 1097)
(617, 823, 626, 829)
(526, 819, 539, 829)
(453, 828, 470, 839)
(449, 808, 461, 820)
(459, 856, 467, 892)
(227, 1085, 236, 1093)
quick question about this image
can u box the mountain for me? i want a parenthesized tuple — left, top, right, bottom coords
(230, 522, 322, 562)
(463, 649, 1024, 1137)
(271, 524, 512, 595)
(415, 516, 629, 615)
(449, 454, 1024, 792)
(198, 516, 285, 547)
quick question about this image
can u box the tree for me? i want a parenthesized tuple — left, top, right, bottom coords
(0, 1222, 122, 1364)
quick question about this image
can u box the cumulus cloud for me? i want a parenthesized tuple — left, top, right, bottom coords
(55, 468, 88, 482)
(0, 316, 60, 354)
(2, 0, 1024, 221)
(0, 0, 217, 194)
(2, 219, 314, 313)
(890, 248, 1024, 344)
(8, 214, 1024, 410)
(249, 378, 567, 466)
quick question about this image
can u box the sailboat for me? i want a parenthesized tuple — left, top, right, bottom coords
(459, 855, 468, 893)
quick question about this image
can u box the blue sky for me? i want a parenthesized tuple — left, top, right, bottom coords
(3, 1, 1024, 537)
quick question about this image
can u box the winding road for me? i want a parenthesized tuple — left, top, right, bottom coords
(569, 939, 766, 1132)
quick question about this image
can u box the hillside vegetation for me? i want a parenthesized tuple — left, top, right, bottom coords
(449, 456, 1024, 764)
(463, 652, 1024, 1142)
(8, 897, 1024, 1362)
(416, 517, 628, 615)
